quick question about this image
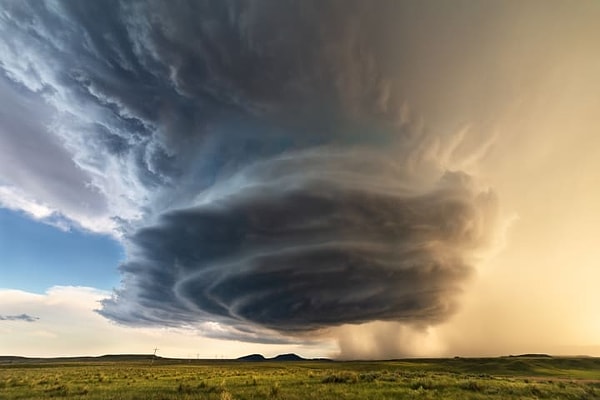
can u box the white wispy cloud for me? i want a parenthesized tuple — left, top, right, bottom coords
(0, 286, 333, 358)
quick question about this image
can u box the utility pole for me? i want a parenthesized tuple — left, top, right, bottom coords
(151, 347, 159, 365)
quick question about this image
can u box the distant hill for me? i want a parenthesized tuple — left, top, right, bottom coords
(508, 354, 553, 358)
(237, 354, 266, 361)
(1, 353, 324, 364)
(0, 356, 31, 363)
(0, 354, 158, 364)
(272, 353, 304, 361)
(237, 353, 310, 362)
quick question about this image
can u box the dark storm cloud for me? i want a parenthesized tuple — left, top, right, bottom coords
(101, 150, 498, 332)
(0, 0, 402, 225)
(1, 1, 501, 338)
(0, 314, 39, 322)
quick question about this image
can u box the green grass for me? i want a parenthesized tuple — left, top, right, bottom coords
(1, 357, 600, 399)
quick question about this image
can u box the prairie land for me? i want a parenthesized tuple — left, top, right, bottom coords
(1, 356, 600, 399)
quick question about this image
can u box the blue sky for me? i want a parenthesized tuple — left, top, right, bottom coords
(0, 208, 123, 293)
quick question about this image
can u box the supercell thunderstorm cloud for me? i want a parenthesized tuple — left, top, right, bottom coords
(0, 1, 500, 341)
(108, 152, 496, 333)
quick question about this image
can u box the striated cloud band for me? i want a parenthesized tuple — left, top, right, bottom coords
(101, 149, 498, 333)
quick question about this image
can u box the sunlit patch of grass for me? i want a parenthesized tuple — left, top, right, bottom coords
(322, 371, 359, 383)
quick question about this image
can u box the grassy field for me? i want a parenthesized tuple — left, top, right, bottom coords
(1, 356, 600, 399)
